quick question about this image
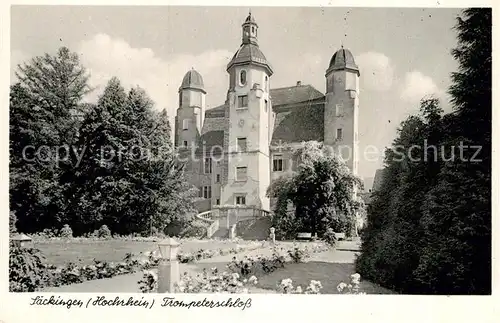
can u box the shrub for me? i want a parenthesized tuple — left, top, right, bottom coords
(287, 246, 309, 263)
(9, 244, 50, 292)
(98, 225, 112, 239)
(227, 247, 286, 278)
(323, 228, 337, 247)
(336, 273, 365, 294)
(277, 278, 323, 294)
(179, 220, 207, 238)
(60, 224, 73, 238)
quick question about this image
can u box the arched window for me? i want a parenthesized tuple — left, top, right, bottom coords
(251, 26, 255, 34)
(265, 76, 268, 90)
(240, 70, 247, 86)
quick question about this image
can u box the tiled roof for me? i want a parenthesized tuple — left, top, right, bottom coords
(199, 130, 224, 151)
(270, 85, 324, 108)
(204, 104, 226, 119)
(271, 104, 324, 144)
(227, 43, 273, 74)
(201, 84, 326, 146)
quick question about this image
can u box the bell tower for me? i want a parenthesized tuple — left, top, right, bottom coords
(221, 11, 274, 210)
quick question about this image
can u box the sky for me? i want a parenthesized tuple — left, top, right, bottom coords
(10, 6, 462, 183)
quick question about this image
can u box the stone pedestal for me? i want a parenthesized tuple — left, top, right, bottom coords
(158, 260, 179, 293)
(269, 227, 276, 245)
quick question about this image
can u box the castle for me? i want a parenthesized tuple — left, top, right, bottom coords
(174, 12, 360, 214)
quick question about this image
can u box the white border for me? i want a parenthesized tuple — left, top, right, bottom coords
(1, 1, 498, 323)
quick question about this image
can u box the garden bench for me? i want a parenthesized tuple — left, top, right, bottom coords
(334, 232, 346, 240)
(296, 232, 313, 241)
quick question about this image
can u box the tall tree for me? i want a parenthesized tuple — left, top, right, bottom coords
(356, 8, 491, 294)
(9, 47, 91, 233)
(414, 8, 492, 294)
(67, 79, 196, 235)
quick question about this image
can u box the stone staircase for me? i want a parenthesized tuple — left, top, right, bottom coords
(195, 207, 272, 239)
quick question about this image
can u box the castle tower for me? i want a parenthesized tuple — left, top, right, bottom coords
(175, 69, 206, 148)
(324, 48, 360, 175)
(221, 11, 273, 210)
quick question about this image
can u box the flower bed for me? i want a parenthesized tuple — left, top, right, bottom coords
(138, 242, 331, 293)
(10, 241, 263, 292)
(139, 267, 324, 294)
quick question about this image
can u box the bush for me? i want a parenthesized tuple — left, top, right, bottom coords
(98, 225, 111, 239)
(60, 224, 73, 238)
(322, 228, 337, 247)
(228, 247, 286, 278)
(287, 246, 309, 263)
(179, 220, 207, 238)
(9, 244, 50, 292)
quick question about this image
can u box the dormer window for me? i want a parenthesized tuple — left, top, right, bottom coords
(240, 70, 247, 86)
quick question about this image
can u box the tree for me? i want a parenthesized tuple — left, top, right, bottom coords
(267, 141, 363, 238)
(414, 8, 491, 294)
(66, 79, 196, 235)
(9, 47, 91, 233)
(356, 8, 491, 294)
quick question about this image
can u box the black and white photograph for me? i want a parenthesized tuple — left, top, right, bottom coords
(7, 4, 492, 299)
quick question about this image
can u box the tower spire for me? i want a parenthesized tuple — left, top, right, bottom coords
(242, 11, 258, 45)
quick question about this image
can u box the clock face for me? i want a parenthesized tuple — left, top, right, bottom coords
(238, 119, 245, 127)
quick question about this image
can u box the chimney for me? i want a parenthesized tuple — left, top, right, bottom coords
(296, 81, 302, 86)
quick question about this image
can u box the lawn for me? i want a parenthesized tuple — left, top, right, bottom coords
(34, 239, 251, 266)
(254, 240, 395, 294)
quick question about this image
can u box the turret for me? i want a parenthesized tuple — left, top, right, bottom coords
(324, 47, 360, 175)
(175, 69, 206, 148)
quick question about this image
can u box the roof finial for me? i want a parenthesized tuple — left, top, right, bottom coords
(249, 8, 252, 16)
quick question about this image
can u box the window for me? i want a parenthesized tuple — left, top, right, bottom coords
(216, 198, 220, 205)
(182, 119, 190, 130)
(235, 195, 246, 205)
(335, 104, 343, 117)
(216, 174, 221, 183)
(183, 140, 188, 147)
(203, 186, 212, 199)
(264, 99, 268, 112)
(337, 128, 343, 140)
(273, 155, 284, 172)
(240, 70, 247, 86)
(237, 137, 247, 152)
(251, 26, 255, 34)
(236, 166, 248, 181)
(204, 157, 212, 174)
(265, 76, 268, 91)
(179, 92, 183, 106)
(238, 95, 248, 109)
